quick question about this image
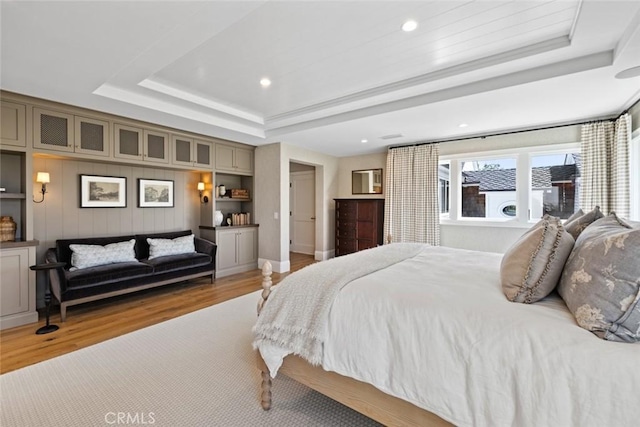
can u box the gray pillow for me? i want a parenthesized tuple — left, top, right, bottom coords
(501, 216, 575, 303)
(564, 206, 604, 239)
(558, 213, 640, 342)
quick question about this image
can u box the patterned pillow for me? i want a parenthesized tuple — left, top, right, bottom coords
(147, 234, 195, 260)
(501, 215, 575, 303)
(558, 213, 640, 342)
(564, 206, 604, 239)
(70, 239, 137, 270)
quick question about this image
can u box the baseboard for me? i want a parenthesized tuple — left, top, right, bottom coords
(314, 250, 335, 261)
(258, 258, 291, 273)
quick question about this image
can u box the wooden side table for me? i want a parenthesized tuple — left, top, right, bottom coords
(29, 262, 66, 334)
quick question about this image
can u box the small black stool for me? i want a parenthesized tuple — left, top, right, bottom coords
(30, 262, 66, 335)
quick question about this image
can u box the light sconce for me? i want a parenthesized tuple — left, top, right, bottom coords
(197, 182, 208, 203)
(33, 172, 50, 203)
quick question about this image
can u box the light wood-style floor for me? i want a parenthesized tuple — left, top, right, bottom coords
(0, 253, 315, 375)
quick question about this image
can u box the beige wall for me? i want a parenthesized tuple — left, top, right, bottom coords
(630, 99, 640, 133)
(337, 152, 386, 199)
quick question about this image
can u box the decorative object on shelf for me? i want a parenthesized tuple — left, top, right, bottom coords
(79, 175, 127, 208)
(231, 212, 251, 225)
(230, 188, 250, 199)
(215, 210, 224, 226)
(33, 171, 50, 203)
(218, 184, 226, 198)
(197, 182, 209, 204)
(138, 178, 174, 208)
(0, 216, 17, 242)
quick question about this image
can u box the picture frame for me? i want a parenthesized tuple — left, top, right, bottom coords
(138, 178, 174, 208)
(79, 175, 127, 208)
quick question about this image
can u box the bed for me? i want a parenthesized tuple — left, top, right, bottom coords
(253, 217, 639, 426)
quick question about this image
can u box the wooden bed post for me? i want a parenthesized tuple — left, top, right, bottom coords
(257, 260, 273, 410)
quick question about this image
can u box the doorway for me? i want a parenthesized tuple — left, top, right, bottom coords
(289, 163, 316, 255)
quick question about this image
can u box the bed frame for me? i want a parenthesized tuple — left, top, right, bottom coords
(255, 261, 452, 427)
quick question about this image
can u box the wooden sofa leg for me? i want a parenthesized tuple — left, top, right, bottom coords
(60, 304, 67, 322)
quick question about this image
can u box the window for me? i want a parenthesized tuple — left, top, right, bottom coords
(438, 162, 450, 214)
(460, 157, 517, 218)
(530, 152, 580, 220)
(439, 143, 582, 225)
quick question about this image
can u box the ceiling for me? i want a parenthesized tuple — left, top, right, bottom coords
(2, 0, 640, 157)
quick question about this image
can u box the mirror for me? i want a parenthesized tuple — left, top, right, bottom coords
(352, 169, 383, 194)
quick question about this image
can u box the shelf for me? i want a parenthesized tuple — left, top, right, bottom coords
(215, 198, 252, 202)
(0, 192, 26, 199)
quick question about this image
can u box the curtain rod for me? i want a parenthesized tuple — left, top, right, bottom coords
(390, 100, 637, 149)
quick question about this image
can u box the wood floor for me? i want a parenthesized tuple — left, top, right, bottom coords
(0, 253, 315, 375)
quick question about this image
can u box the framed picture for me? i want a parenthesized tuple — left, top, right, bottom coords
(79, 175, 127, 208)
(138, 178, 174, 208)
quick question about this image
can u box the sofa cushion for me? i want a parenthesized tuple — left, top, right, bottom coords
(147, 234, 195, 260)
(69, 239, 137, 270)
(66, 261, 153, 289)
(501, 215, 575, 303)
(135, 230, 192, 259)
(558, 213, 640, 342)
(57, 235, 136, 268)
(142, 252, 212, 273)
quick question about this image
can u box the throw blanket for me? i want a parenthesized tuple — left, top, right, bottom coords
(253, 243, 426, 366)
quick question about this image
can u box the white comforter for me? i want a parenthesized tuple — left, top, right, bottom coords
(319, 246, 639, 427)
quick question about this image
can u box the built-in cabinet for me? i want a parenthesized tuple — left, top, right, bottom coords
(1, 101, 26, 147)
(200, 225, 258, 277)
(34, 108, 110, 157)
(172, 135, 213, 168)
(114, 124, 170, 164)
(215, 143, 253, 175)
(0, 244, 38, 330)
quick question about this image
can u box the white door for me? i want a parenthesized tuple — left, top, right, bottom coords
(290, 171, 315, 255)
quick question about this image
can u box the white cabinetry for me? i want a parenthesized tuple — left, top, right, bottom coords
(215, 143, 253, 175)
(172, 135, 212, 168)
(0, 101, 26, 148)
(0, 245, 38, 330)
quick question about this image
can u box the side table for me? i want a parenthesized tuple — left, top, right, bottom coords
(29, 262, 66, 334)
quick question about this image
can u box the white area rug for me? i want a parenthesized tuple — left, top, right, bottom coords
(0, 291, 380, 427)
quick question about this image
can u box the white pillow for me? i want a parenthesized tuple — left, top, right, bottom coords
(70, 239, 137, 270)
(147, 234, 195, 260)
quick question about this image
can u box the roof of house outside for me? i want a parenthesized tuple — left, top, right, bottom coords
(462, 164, 578, 191)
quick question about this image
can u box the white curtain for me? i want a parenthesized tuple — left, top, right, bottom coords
(384, 144, 440, 245)
(580, 113, 631, 217)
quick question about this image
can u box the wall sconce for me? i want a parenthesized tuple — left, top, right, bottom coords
(33, 172, 50, 203)
(197, 182, 208, 203)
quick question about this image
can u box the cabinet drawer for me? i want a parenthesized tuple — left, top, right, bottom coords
(336, 238, 357, 256)
(336, 225, 356, 238)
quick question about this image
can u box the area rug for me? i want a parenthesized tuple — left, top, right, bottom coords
(0, 291, 380, 427)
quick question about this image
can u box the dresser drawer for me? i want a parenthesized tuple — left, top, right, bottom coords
(336, 224, 356, 238)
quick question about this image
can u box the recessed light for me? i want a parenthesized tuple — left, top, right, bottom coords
(402, 20, 418, 32)
(361, 139, 368, 143)
(615, 66, 640, 79)
(260, 78, 271, 87)
(459, 123, 468, 128)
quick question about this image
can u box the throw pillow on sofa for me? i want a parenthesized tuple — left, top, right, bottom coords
(147, 234, 196, 260)
(501, 215, 575, 303)
(70, 239, 137, 270)
(558, 213, 640, 343)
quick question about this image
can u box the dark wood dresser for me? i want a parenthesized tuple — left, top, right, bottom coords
(335, 199, 385, 257)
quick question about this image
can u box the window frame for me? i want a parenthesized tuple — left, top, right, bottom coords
(440, 142, 580, 227)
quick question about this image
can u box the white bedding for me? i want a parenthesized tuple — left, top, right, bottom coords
(321, 246, 640, 427)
